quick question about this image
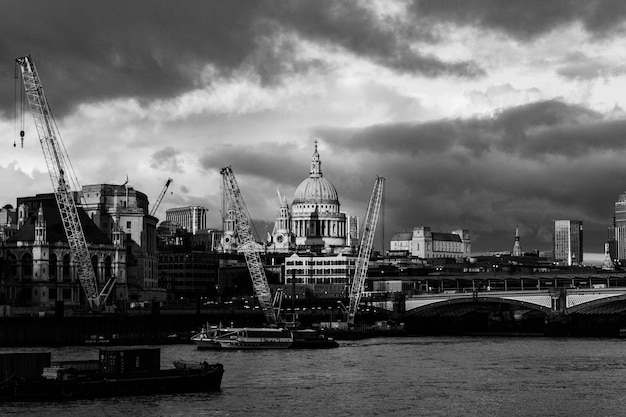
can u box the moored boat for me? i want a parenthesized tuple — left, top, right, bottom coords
(0, 348, 224, 401)
(291, 329, 339, 349)
(191, 326, 339, 350)
(215, 327, 293, 349)
(191, 325, 243, 350)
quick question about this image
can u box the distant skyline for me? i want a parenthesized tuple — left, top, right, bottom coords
(3, 1, 626, 254)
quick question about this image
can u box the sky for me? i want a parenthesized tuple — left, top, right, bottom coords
(2, 0, 626, 257)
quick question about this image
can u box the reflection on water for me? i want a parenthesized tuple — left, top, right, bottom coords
(2, 337, 626, 417)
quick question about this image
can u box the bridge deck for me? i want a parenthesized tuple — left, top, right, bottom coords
(411, 273, 626, 293)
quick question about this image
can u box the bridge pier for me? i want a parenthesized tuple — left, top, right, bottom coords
(544, 311, 570, 336)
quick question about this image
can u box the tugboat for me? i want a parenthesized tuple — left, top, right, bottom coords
(0, 348, 224, 400)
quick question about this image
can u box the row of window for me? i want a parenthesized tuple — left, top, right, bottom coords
(160, 272, 211, 279)
(286, 268, 349, 275)
(286, 277, 349, 284)
(287, 260, 354, 266)
(158, 264, 214, 270)
(48, 288, 73, 301)
(292, 204, 338, 213)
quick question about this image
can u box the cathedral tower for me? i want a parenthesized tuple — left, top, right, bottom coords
(269, 191, 294, 252)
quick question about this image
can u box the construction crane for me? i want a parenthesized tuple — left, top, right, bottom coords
(15, 55, 116, 311)
(347, 176, 385, 327)
(149, 178, 173, 217)
(220, 166, 277, 324)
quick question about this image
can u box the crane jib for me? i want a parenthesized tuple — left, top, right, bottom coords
(220, 167, 277, 324)
(16, 55, 115, 311)
(347, 176, 385, 327)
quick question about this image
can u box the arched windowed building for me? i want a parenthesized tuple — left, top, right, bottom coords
(1, 194, 127, 310)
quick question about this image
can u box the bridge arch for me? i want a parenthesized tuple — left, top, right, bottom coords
(405, 293, 553, 317)
(567, 293, 626, 314)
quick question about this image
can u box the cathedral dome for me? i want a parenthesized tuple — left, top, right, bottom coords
(293, 176, 339, 205)
(292, 141, 339, 206)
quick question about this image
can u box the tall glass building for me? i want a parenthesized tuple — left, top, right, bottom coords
(614, 192, 626, 260)
(553, 220, 583, 266)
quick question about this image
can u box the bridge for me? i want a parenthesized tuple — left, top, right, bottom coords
(405, 287, 626, 317)
(393, 272, 626, 317)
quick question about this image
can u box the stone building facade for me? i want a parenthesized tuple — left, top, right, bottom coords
(2, 194, 127, 310)
(80, 184, 161, 301)
(390, 227, 471, 260)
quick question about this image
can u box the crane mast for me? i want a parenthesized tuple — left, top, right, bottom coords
(16, 55, 113, 311)
(150, 178, 173, 217)
(347, 176, 385, 327)
(220, 166, 277, 324)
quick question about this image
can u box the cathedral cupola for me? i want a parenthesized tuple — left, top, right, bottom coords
(293, 140, 339, 206)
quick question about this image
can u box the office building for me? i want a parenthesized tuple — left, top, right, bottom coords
(553, 220, 583, 266)
(166, 206, 208, 235)
(614, 192, 626, 260)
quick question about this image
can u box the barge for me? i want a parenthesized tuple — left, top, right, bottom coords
(0, 348, 224, 400)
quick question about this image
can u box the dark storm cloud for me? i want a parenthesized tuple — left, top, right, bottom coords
(270, 2, 483, 78)
(198, 142, 305, 192)
(411, 0, 626, 40)
(200, 101, 626, 252)
(150, 146, 184, 173)
(316, 100, 607, 159)
(312, 100, 626, 252)
(1, 0, 482, 118)
(193, 100, 626, 252)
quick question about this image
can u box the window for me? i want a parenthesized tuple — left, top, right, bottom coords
(49, 254, 57, 279)
(126, 221, 132, 229)
(63, 254, 71, 281)
(22, 253, 33, 280)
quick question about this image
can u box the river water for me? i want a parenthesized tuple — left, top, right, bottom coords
(3, 337, 626, 417)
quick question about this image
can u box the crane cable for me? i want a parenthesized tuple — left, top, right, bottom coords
(20, 65, 25, 148)
(13, 63, 16, 148)
(13, 62, 26, 148)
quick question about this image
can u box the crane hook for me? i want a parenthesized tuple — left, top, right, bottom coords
(20, 130, 24, 148)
